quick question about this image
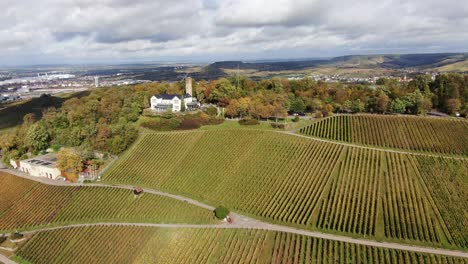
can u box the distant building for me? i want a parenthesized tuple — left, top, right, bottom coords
(150, 77, 199, 112)
(10, 153, 62, 180)
(94, 76, 99, 87)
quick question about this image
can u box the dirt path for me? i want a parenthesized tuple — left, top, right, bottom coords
(19, 222, 468, 259)
(1, 169, 215, 211)
(0, 253, 15, 264)
(280, 130, 468, 160)
(2, 169, 468, 259)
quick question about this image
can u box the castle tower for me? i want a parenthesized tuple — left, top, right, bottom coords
(185, 77, 192, 96)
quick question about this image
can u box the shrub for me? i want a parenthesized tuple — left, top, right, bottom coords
(205, 106, 218, 116)
(239, 117, 259, 126)
(141, 118, 181, 131)
(0, 236, 6, 244)
(179, 119, 202, 130)
(51, 144, 61, 152)
(271, 123, 287, 129)
(214, 206, 230, 219)
(11, 232, 23, 240)
(292, 116, 300, 122)
(314, 111, 323, 118)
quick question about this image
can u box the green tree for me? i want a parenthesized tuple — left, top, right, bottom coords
(390, 99, 406, 113)
(214, 206, 230, 220)
(26, 123, 50, 152)
(289, 96, 306, 113)
(351, 99, 365, 113)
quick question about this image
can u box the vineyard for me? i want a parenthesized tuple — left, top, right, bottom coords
(15, 226, 468, 264)
(0, 172, 216, 232)
(103, 130, 468, 248)
(299, 115, 468, 155)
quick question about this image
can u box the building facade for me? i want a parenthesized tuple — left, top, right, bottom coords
(150, 77, 199, 112)
(150, 94, 199, 112)
(10, 154, 62, 180)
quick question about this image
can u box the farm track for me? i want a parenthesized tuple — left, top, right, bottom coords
(2, 169, 467, 259)
(282, 130, 468, 161)
(0, 253, 16, 264)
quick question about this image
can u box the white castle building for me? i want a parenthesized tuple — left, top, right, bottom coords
(150, 77, 200, 112)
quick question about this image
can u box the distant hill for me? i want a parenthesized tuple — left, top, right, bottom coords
(0, 92, 89, 131)
(206, 53, 468, 73)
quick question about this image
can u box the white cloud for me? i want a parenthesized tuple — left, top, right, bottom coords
(0, 0, 467, 65)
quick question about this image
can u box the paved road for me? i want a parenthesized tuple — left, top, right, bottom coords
(280, 130, 468, 160)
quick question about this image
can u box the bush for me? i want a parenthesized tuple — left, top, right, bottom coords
(314, 111, 323, 118)
(51, 144, 61, 152)
(292, 116, 300, 122)
(0, 236, 6, 244)
(11, 232, 23, 240)
(141, 118, 181, 131)
(271, 123, 287, 129)
(179, 118, 202, 130)
(205, 106, 218, 116)
(214, 206, 230, 219)
(238, 117, 259, 126)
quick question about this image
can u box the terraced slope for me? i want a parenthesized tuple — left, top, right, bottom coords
(15, 226, 468, 264)
(299, 115, 468, 155)
(103, 130, 468, 248)
(0, 172, 215, 232)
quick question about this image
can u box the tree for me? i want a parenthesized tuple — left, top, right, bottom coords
(404, 90, 432, 115)
(351, 99, 365, 113)
(376, 92, 390, 113)
(26, 123, 50, 152)
(446, 98, 461, 115)
(225, 99, 240, 118)
(214, 206, 230, 220)
(289, 97, 306, 113)
(390, 99, 406, 113)
(56, 148, 83, 176)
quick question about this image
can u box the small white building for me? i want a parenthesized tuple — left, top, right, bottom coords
(11, 154, 62, 180)
(150, 94, 199, 112)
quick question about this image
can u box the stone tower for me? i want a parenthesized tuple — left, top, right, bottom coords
(185, 77, 193, 96)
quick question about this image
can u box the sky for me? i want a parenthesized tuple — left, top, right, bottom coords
(1, 0, 467, 66)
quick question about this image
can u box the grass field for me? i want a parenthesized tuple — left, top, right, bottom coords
(299, 115, 468, 155)
(103, 130, 468, 248)
(0, 173, 216, 232)
(15, 226, 468, 264)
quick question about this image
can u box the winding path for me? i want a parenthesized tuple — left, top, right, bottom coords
(2, 169, 468, 259)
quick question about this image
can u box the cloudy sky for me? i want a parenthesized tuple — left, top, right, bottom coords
(1, 0, 467, 65)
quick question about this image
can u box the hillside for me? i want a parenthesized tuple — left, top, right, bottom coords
(205, 53, 468, 75)
(15, 226, 468, 264)
(0, 92, 89, 131)
(299, 115, 468, 156)
(103, 129, 468, 248)
(0, 172, 215, 232)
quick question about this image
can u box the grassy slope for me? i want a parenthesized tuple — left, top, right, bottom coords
(0, 172, 216, 232)
(300, 115, 468, 156)
(15, 226, 468, 264)
(103, 129, 468, 248)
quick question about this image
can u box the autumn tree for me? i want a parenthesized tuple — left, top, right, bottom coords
(57, 148, 83, 176)
(446, 98, 461, 115)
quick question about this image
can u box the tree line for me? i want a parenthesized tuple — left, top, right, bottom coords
(1, 73, 466, 165)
